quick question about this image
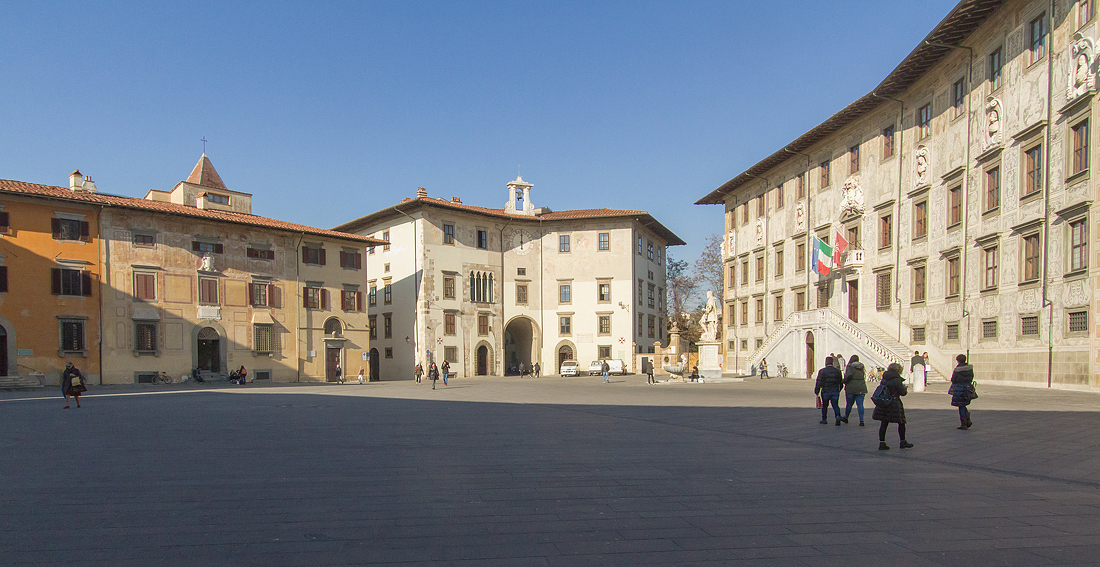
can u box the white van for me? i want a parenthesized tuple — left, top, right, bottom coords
(559, 360, 580, 377)
(605, 359, 628, 375)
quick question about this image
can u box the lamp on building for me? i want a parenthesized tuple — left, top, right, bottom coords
(405, 336, 410, 344)
(618, 301, 628, 310)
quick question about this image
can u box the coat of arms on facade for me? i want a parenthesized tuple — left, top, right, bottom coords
(795, 200, 806, 231)
(200, 253, 214, 272)
(1068, 32, 1096, 103)
(914, 144, 930, 187)
(985, 97, 1003, 149)
(755, 217, 765, 246)
(838, 176, 865, 218)
(726, 231, 735, 257)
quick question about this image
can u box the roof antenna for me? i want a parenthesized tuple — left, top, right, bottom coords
(517, 164, 521, 178)
(201, 136, 208, 155)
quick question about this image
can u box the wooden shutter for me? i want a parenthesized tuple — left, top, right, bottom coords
(0, 211, 9, 234)
(81, 271, 92, 296)
(248, 284, 255, 306)
(0, 266, 7, 292)
(269, 284, 279, 308)
(355, 252, 362, 269)
(51, 218, 62, 239)
(79, 221, 90, 242)
(302, 247, 309, 263)
(214, 243, 223, 254)
(321, 289, 328, 309)
(339, 251, 346, 268)
(267, 249, 275, 260)
(356, 291, 363, 311)
(303, 287, 309, 308)
(51, 268, 61, 295)
(319, 248, 326, 266)
(340, 291, 348, 311)
(192, 241, 201, 252)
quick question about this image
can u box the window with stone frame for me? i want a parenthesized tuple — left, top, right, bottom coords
(741, 302, 748, 326)
(301, 245, 325, 265)
(598, 282, 611, 302)
(728, 304, 736, 325)
(947, 256, 960, 297)
(341, 289, 362, 312)
(775, 184, 784, 210)
(911, 327, 926, 344)
(775, 248, 784, 277)
(476, 314, 489, 335)
(741, 261, 749, 283)
(445, 313, 456, 335)
(742, 203, 749, 224)
(755, 298, 764, 323)
(383, 282, 392, 304)
(648, 315, 655, 338)
(796, 290, 806, 312)
(52, 268, 92, 297)
(989, 47, 1003, 90)
(368, 285, 377, 306)
(443, 224, 454, 244)
(135, 322, 157, 354)
(133, 272, 156, 301)
(559, 283, 571, 304)
(1072, 119, 1090, 175)
(476, 229, 487, 249)
(648, 284, 655, 308)
(796, 173, 805, 199)
(876, 271, 891, 310)
(796, 242, 806, 272)
(912, 265, 926, 303)
(598, 232, 610, 251)
(1021, 315, 1040, 336)
(52, 218, 90, 242)
(951, 78, 966, 118)
(917, 103, 932, 139)
(984, 166, 1000, 212)
(1030, 13, 1047, 64)
(820, 160, 830, 187)
(598, 315, 611, 335)
(948, 185, 962, 227)
(1069, 218, 1088, 272)
(983, 245, 999, 289)
(1082, 0, 1095, 26)
(1024, 144, 1043, 196)
(756, 196, 764, 218)
(383, 314, 392, 338)
(946, 323, 959, 341)
(1022, 233, 1041, 282)
(445, 347, 458, 363)
(599, 345, 612, 359)
(1068, 310, 1088, 334)
(755, 255, 764, 282)
(849, 144, 860, 174)
(559, 234, 570, 253)
(59, 318, 86, 354)
(369, 316, 377, 339)
(882, 125, 895, 159)
(253, 324, 274, 353)
(774, 294, 783, 321)
(879, 214, 892, 248)
(516, 283, 528, 305)
(913, 200, 928, 239)
(443, 275, 455, 299)
(982, 319, 998, 339)
(558, 315, 570, 336)
(199, 277, 219, 305)
(728, 264, 736, 288)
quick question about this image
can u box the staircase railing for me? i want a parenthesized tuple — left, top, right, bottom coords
(823, 309, 905, 367)
(743, 308, 906, 369)
(743, 309, 820, 363)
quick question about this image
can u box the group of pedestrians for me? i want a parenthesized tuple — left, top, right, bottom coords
(413, 360, 451, 389)
(814, 352, 978, 451)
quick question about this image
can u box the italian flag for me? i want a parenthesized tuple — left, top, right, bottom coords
(813, 232, 849, 277)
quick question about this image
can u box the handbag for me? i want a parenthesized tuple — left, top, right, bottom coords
(966, 383, 979, 400)
(870, 382, 896, 407)
(816, 395, 823, 409)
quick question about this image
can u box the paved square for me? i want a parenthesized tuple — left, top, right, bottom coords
(3, 375, 1100, 566)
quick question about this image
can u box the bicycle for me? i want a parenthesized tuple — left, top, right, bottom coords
(153, 371, 174, 385)
(776, 363, 789, 379)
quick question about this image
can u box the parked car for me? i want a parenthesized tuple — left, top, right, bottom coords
(588, 361, 604, 375)
(606, 359, 629, 375)
(560, 360, 580, 376)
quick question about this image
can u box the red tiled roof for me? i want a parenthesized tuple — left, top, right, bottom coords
(185, 154, 228, 190)
(333, 197, 685, 246)
(0, 178, 384, 245)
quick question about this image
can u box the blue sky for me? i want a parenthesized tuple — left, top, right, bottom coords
(1, 1, 957, 262)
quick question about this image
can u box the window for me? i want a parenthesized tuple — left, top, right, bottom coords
(301, 245, 325, 265)
(477, 229, 487, 249)
(989, 48, 1003, 90)
(341, 290, 362, 312)
(1069, 310, 1089, 333)
(776, 185, 784, 209)
(368, 285, 377, 306)
(133, 233, 156, 247)
(985, 166, 1000, 211)
(598, 282, 611, 302)
(52, 218, 90, 242)
(756, 196, 764, 218)
(382, 231, 390, 251)
(251, 282, 271, 307)
(820, 160, 830, 187)
(728, 304, 736, 325)
(982, 319, 998, 339)
(445, 346, 458, 363)
(756, 338, 763, 349)
(443, 224, 455, 244)
(383, 282, 392, 304)
(517, 267, 526, 276)
(658, 288, 664, 311)
(598, 315, 611, 335)
(303, 286, 326, 309)
(516, 283, 528, 304)
(253, 324, 273, 353)
(648, 241, 654, 260)
(369, 316, 377, 339)
(0, 211, 9, 235)
(339, 250, 362, 269)
(385, 347, 393, 359)
(880, 214, 892, 248)
(1025, 145, 1043, 196)
(1030, 13, 1047, 64)
(946, 323, 959, 341)
(638, 279, 644, 305)
(1072, 120, 1090, 175)
(741, 261, 749, 283)
(882, 125, 895, 158)
(817, 284, 829, 308)
(135, 322, 157, 354)
(876, 271, 891, 310)
(133, 272, 155, 301)
(559, 316, 570, 335)
(948, 185, 962, 226)
(849, 144, 860, 174)
(912, 327, 926, 344)
(193, 241, 221, 255)
(775, 248, 784, 277)
(645, 315, 654, 338)
(983, 246, 999, 289)
(598, 345, 612, 359)
(648, 284, 656, 308)
(247, 247, 275, 260)
(1021, 315, 1040, 336)
(638, 313, 644, 334)
(913, 201, 927, 239)
(796, 173, 805, 199)
(952, 78, 966, 118)
(796, 243, 806, 272)
(477, 314, 489, 335)
(1082, 0, 1095, 25)
(918, 104, 932, 139)
(755, 256, 764, 282)
(53, 267, 92, 297)
(656, 247, 662, 264)
(755, 298, 764, 323)
(559, 284, 571, 304)
(0, 265, 7, 293)
(912, 266, 926, 303)
(947, 256, 960, 297)
(774, 295, 783, 320)
(445, 313, 456, 335)
(205, 193, 229, 205)
(444, 275, 455, 299)
(198, 277, 219, 305)
(59, 318, 86, 354)
(1070, 219, 1088, 272)
(796, 291, 806, 312)
(559, 234, 570, 252)
(728, 264, 736, 288)
(740, 302, 748, 325)
(742, 203, 749, 224)
(383, 314, 392, 338)
(638, 236, 643, 255)
(1023, 234, 1041, 282)
(599, 232, 610, 250)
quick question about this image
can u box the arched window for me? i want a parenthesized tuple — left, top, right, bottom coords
(488, 273, 494, 303)
(468, 271, 496, 303)
(470, 272, 476, 301)
(323, 318, 342, 336)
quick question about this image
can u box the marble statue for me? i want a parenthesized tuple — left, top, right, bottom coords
(700, 290, 719, 342)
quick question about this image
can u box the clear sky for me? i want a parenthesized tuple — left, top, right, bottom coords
(1, 1, 957, 263)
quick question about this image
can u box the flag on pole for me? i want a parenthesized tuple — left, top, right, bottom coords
(833, 230, 849, 270)
(812, 236, 834, 276)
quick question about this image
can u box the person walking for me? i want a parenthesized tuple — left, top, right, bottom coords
(533, 362, 540, 378)
(414, 362, 423, 384)
(842, 354, 867, 426)
(441, 360, 450, 386)
(61, 361, 86, 409)
(832, 355, 843, 370)
(601, 360, 610, 383)
(357, 367, 365, 384)
(814, 357, 844, 425)
(950, 354, 975, 430)
(646, 359, 656, 384)
(335, 363, 343, 384)
(518, 361, 525, 377)
(910, 350, 926, 387)
(429, 362, 439, 390)
(873, 362, 913, 450)
(759, 358, 769, 380)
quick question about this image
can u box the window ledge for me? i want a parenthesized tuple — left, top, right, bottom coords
(1018, 278, 1041, 288)
(982, 206, 1001, 217)
(1020, 189, 1043, 203)
(1066, 169, 1090, 184)
(947, 222, 962, 231)
(1064, 268, 1088, 281)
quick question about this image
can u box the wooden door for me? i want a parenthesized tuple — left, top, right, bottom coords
(326, 347, 341, 382)
(369, 348, 379, 381)
(477, 346, 488, 375)
(847, 280, 859, 322)
(805, 331, 815, 379)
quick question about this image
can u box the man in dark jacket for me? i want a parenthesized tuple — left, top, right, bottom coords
(950, 354, 975, 430)
(814, 357, 844, 425)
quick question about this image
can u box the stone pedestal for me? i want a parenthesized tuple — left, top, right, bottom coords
(696, 341, 723, 380)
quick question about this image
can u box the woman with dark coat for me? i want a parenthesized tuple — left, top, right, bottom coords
(428, 362, 440, 390)
(872, 362, 913, 450)
(842, 354, 867, 426)
(950, 354, 975, 430)
(61, 361, 86, 409)
(814, 357, 844, 425)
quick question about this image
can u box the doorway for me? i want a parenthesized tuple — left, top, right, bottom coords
(558, 345, 573, 368)
(805, 331, 815, 379)
(196, 327, 220, 372)
(0, 326, 7, 376)
(326, 347, 342, 382)
(847, 280, 859, 322)
(476, 345, 488, 375)
(369, 348, 379, 381)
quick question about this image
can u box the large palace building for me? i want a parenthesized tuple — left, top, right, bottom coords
(698, 0, 1100, 389)
(333, 178, 683, 380)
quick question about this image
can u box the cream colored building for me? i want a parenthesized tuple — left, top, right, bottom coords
(698, 0, 1100, 389)
(333, 179, 684, 380)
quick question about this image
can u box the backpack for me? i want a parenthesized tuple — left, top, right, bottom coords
(870, 381, 895, 408)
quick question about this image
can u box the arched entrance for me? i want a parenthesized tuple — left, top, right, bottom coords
(558, 344, 574, 368)
(369, 348, 380, 381)
(476, 345, 489, 375)
(197, 327, 221, 372)
(504, 316, 538, 375)
(805, 331, 815, 379)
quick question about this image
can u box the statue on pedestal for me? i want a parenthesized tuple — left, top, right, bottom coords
(700, 290, 719, 342)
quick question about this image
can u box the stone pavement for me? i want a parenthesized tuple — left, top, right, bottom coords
(3, 374, 1100, 566)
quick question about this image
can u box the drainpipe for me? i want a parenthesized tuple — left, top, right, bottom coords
(499, 220, 512, 374)
(1041, 1, 1054, 388)
(98, 205, 107, 385)
(745, 174, 770, 338)
(392, 205, 419, 371)
(294, 232, 306, 382)
(925, 41, 975, 364)
(539, 216, 545, 370)
(871, 91, 905, 345)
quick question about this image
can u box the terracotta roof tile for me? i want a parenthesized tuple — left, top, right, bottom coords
(185, 154, 228, 190)
(0, 178, 383, 245)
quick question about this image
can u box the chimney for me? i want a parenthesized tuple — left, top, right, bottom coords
(416, 187, 427, 198)
(69, 170, 82, 191)
(81, 175, 97, 193)
(451, 196, 462, 204)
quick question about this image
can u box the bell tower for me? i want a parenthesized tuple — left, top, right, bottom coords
(503, 176, 535, 215)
